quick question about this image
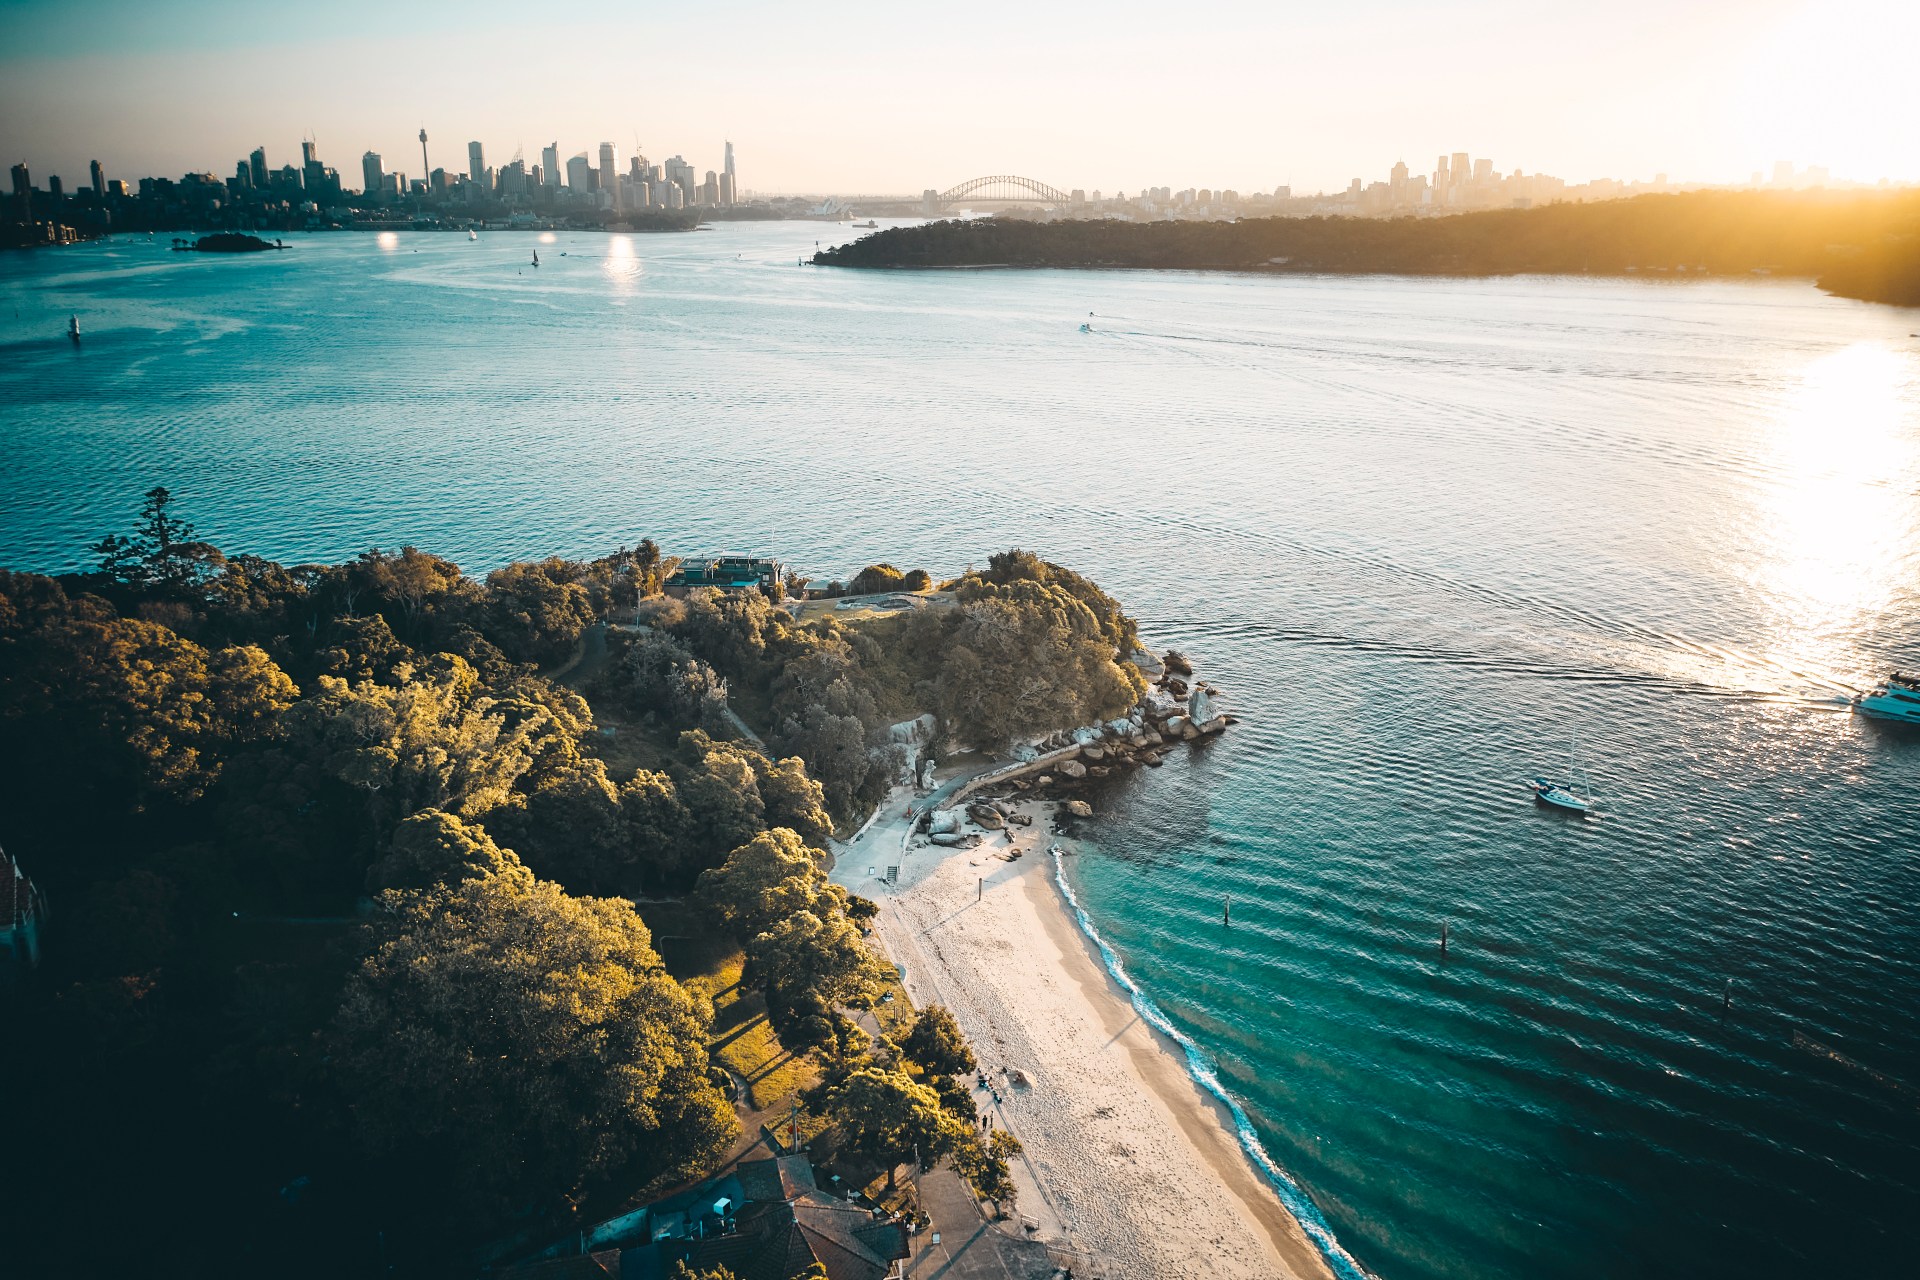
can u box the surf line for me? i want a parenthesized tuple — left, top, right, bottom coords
(1049, 845, 1378, 1280)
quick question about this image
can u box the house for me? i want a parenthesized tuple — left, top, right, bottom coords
(664, 555, 782, 599)
(1, 850, 45, 979)
(503, 1154, 908, 1280)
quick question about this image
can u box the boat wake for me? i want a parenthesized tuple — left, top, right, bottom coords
(1050, 845, 1379, 1280)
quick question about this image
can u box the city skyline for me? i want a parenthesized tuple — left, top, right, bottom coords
(3, 0, 1916, 196)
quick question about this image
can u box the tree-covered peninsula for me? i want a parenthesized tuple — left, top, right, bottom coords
(814, 190, 1920, 306)
(0, 489, 1145, 1276)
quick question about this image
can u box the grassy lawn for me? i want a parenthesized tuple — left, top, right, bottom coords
(651, 902, 820, 1113)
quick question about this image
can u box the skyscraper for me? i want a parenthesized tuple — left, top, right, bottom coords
(419, 129, 430, 188)
(90, 159, 104, 198)
(9, 163, 28, 220)
(301, 140, 317, 166)
(724, 139, 736, 195)
(362, 152, 385, 199)
(250, 147, 268, 188)
(468, 141, 485, 185)
(542, 142, 560, 188)
(598, 142, 619, 211)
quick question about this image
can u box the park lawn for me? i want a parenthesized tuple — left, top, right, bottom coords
(658, 914, 820, 1114)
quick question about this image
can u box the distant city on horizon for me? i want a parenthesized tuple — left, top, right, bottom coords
(8, 121, 1909, 247)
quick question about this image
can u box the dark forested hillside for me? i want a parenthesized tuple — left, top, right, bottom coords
(813, 191, 1920, 306)
(0, 491, 1142, 1277)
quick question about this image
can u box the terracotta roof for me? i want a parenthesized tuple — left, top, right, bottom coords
(673, 1192, 908, 1280)
(735, 1154, 816, 1203)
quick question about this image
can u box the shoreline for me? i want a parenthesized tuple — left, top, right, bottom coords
(834, 793, 1344, 1280)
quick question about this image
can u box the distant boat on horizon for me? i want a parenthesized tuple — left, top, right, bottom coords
(531, 249, 539, 267)
(67, 314, 80, 343)
(468, 229, 478, 241)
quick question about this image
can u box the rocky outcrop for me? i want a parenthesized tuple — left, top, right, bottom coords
(1057, 760, 1087, 779)
(1065, 800, 1093, 818)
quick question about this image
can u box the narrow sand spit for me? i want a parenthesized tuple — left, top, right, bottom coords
(834, 799, 1336, 1280)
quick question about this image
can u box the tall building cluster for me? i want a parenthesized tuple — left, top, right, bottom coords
(344, 132, 743, 212)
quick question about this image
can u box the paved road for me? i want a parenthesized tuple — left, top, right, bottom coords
(906, 1170, 1058, 1280)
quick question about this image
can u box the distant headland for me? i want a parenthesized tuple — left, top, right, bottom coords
(813, 190, 1920, 307)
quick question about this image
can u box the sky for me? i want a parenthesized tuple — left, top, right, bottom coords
(3, 0, 1917, 196)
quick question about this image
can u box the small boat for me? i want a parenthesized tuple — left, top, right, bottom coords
(1079, 322, 1092, 333)
(1853, 672, 1920, 724)
(857, 219, 878, 228)
(67, 314, 81, 342)
(1529, 777, 1590, 814)
(468, 229, 478, 241)
(1529, 734, 1594, 814)
(531, 249, 540, 267)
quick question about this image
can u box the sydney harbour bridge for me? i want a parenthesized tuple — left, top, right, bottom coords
(921, 175, 1073, 211)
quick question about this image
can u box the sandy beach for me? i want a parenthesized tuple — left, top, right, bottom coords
(833, 794, 1337, 1280)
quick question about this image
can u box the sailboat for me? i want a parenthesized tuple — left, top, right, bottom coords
(531, 249, 539, 267)
(468, 229, 478, 241)
(67, 314, 81, 343)
(1528, 735, 1594, 814)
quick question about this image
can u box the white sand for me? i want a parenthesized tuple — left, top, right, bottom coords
(834, 796, 1336, 1280)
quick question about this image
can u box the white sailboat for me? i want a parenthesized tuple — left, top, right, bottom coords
(468, 229, 478, 241)
(1529, 735, 1594, 814)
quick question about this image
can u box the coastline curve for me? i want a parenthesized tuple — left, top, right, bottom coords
(1049, 844, 1378, 1280)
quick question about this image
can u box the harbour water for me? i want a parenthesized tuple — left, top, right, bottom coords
(3, 223, 1918, 1279)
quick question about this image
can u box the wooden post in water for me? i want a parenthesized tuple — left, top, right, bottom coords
(1440, 921, 1449, 954)
(1223, 897, 1231, 926)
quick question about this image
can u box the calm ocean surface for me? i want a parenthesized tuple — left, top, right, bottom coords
(4, 223, 1918, 1279)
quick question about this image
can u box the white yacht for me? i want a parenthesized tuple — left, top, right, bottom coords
(1854, 673, 1920, 724)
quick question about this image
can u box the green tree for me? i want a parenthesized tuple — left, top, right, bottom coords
(746, 908, 892, 1031)
(332, 855, 736, 1213)
(484, 559, 597, 666)
(368, 808, 523, 892)
(618, 768, 694, 890)
(952, 1129, 1022, 1212)
(900, 1005, 977, 1079)
(823, 1066, 966, 1190)
(846, 563, 905, 596)
(694, 827, 829, 937)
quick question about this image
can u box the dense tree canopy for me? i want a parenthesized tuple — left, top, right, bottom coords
(333, 849, 734, 1213)
(814, 190, 1920, 306)
(0, 490, 1142, 1274)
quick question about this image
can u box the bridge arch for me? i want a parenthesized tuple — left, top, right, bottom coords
(931, 175, 1072, 208)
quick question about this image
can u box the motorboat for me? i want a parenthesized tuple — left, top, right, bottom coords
(1529, 777, 1591, 814)
(1854, 673, 1920, 724)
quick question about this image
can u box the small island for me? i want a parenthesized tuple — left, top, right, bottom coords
(814, 189, 1920, 307)
(178, 232, 288, 253)
(0, 490, 1315, 1280)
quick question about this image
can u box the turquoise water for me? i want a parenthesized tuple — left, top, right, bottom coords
(4, 225, 1919, 1278)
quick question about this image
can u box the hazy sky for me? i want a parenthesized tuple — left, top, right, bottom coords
(3, 0, 1916, 195)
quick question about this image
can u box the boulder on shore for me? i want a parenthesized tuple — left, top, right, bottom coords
(1081, 745, 1105, 762)
(929, 808, 964, 835)
(1165, 715, 1189, 736)
(930, 831, 969, 846)
(1058, 760, 1087, 779)
(969, 805, 1006, 830)
(1065, 800, 1094, 818)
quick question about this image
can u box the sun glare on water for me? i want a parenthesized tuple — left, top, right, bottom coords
(1754, 341, 1919, 670)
